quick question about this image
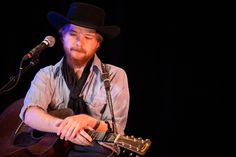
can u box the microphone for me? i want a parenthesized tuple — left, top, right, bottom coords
(23, 36, 56, 60)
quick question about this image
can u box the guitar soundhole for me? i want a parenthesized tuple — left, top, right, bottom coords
(13, 132, 41, 147)
(13, 130, 45, 147)
(31, 130, 46, 139)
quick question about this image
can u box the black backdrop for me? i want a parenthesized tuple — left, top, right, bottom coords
(0, 0, 196, 157)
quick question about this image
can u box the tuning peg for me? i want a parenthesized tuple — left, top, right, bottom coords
(146, 138, 150, 141)
(129, 152, 133, 156)
(138, 137, 142, 140)
(122, 149, 126, 154)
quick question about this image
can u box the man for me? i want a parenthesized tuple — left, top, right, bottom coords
(19, 2, 129, 157)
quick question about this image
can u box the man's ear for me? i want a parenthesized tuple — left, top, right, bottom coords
(97, 42, 101, 50)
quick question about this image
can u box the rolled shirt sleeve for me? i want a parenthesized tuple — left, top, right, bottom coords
(19, 67, 53, 120)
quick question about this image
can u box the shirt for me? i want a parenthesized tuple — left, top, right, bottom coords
(19, 54, 130, 135)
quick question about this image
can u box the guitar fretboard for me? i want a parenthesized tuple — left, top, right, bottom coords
(86, 129, 117, 143)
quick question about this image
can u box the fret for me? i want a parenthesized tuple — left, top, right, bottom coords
(94, 132, 105, 141)
(86, 129, 105, 141)
(103, 132, 116, 143)
(86, 129, 117, 142)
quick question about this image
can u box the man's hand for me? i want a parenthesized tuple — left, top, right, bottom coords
(70, 129, 93, 146)
(56, 114, 94, 145)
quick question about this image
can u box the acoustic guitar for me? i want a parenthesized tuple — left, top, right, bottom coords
(0, 98, 152, 157)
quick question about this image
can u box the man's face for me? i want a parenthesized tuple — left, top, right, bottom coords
(62, 24, 100, 65)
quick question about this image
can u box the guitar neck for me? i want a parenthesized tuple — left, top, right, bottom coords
(85, 129, 117, 143)
(85, 129, 152, 156)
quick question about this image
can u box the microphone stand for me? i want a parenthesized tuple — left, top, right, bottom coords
(101, 63, 117, 134)
(0, 57, 39, 96)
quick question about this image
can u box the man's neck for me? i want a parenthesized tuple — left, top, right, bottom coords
(66, 60, 87, 79)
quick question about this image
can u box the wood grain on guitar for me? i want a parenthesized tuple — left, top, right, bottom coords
(0, 98, 152, 156)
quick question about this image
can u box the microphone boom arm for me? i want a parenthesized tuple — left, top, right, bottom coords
(0, 58, 39, 96)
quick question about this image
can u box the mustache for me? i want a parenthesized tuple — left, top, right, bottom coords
(71, 47, 85, 52)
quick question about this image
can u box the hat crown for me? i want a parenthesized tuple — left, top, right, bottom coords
(47, 2, 120, 39)
(67, 2, 105, 28)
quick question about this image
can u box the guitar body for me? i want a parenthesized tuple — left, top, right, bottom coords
(0, 98, 69, 157)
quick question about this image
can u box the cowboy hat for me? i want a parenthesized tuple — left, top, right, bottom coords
(47, 2, 120, 39)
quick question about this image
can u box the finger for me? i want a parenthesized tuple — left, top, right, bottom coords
(70, 123, 80, 139)
(64, 122, 76, 141)
(59, 122, 71, 140)
(74, 135, 84, 145)
(86, 126, 93, 130)
(80, 129, 92, 142)
(57, 119, 68, 135)
(74, 134, 92, 146)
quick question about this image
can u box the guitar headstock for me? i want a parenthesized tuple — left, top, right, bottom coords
(115, 134, 152, 156)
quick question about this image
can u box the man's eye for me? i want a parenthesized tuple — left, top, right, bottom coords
(85, 36, 93, 39)
(69, 32, 77, 36)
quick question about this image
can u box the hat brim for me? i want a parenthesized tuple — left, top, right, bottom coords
(47, 11, 120, 39)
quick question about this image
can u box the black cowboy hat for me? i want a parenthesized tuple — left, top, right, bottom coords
(47, 2, 120, 39)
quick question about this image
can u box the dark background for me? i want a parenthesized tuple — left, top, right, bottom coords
(0, 0, 219, 157)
